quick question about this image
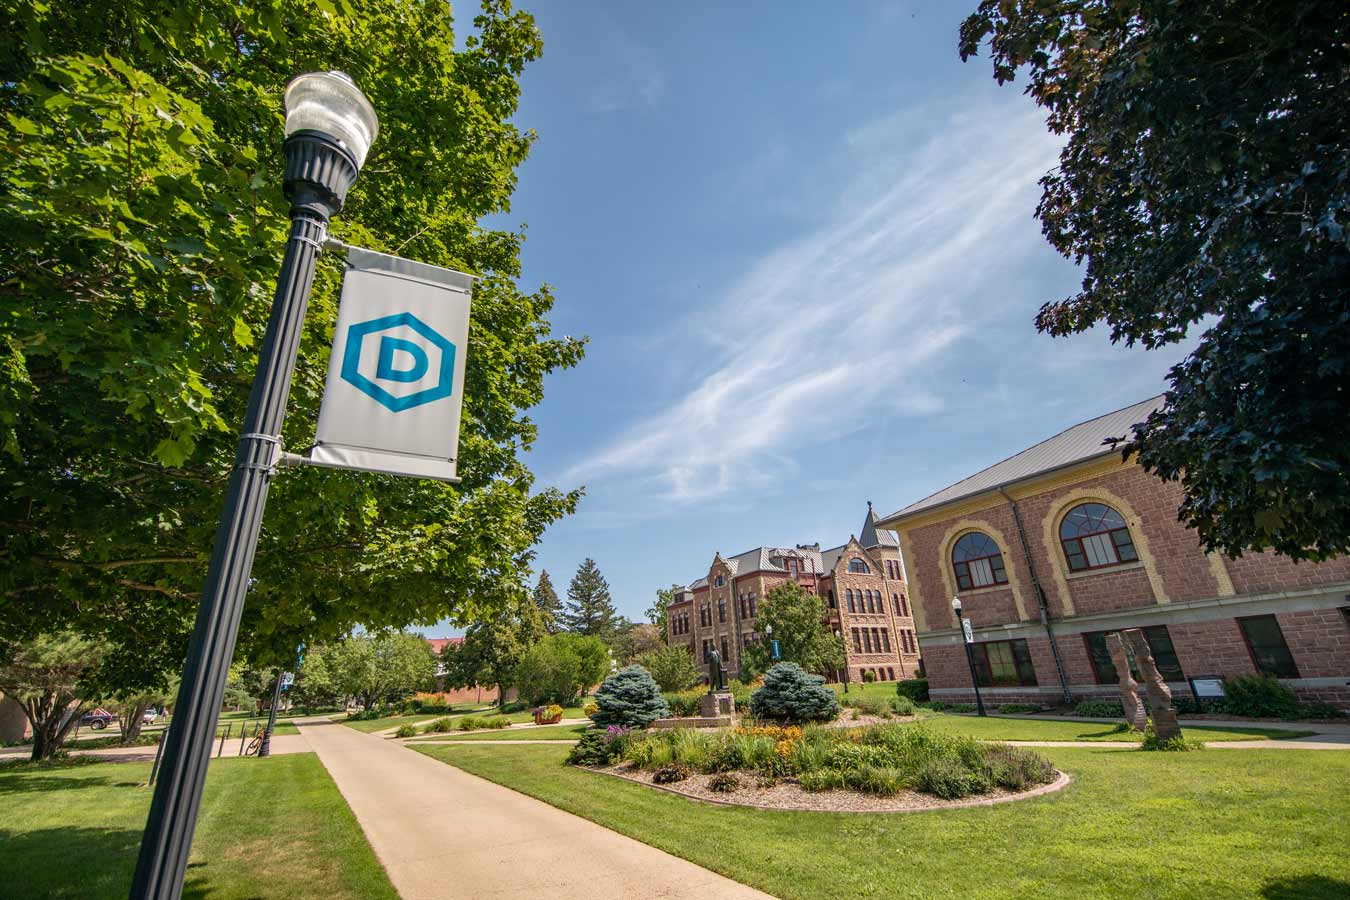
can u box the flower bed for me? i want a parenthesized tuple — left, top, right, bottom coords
(570, 722, 1063, 812)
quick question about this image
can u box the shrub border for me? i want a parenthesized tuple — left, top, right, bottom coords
(586, 765, 1072, 814)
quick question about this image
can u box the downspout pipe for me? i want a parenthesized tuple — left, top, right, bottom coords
(997, 488, 1074, 706)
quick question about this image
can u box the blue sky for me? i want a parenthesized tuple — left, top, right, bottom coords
(435, 1, 1192, 633)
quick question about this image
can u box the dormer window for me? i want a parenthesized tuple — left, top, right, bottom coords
(848, 558, 869, 574)
(714, 574, 725, 587)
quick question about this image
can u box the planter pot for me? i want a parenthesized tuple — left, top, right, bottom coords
(534, 713, 563, 725)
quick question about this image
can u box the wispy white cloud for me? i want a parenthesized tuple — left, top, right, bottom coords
(585, 20, 666, 114)
(567, 96, 1065, 510)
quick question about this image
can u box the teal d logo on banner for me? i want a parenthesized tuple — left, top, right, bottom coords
(339, 311, 456, 412)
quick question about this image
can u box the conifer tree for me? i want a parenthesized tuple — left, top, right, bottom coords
(562, 559, 619, 640)
(533, 570, 562, 634)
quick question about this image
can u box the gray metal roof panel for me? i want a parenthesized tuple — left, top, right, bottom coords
(884, 395, 1164, 522)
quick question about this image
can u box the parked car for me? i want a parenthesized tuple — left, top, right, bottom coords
(79, 709, 117, 730)
(142, 708, 159, 725)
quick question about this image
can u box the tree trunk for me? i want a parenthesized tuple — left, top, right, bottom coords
(25, 693, 84, 761)
(119, 699, 150, 744)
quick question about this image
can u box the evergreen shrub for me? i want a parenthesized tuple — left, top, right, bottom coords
(592, 666, 670, 728)
(749, 663, 841, 724)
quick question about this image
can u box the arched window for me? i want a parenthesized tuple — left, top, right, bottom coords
(848, 558, 870, 574)
(846, 589, 856, 613)
(952, 532, 1008, 590)
(866, 590, 876, 612)
(1060, 503, 1138, 571)
(714, 574, 725, 587)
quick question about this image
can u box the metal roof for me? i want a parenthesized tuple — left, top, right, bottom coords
(881, 395, 1164, 523)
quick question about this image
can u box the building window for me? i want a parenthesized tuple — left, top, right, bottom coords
(881, 629, 891, 652)
(721, 637, 729, 662)
(952, 532, 1008, 590)
(846, 589, 855, 613)
(973, 639, 1038, 687)
(714, 575, 725, 587)
(1238, 615, 1300, 678)
(867, 590, 876, 613)
(1059, 502, 1138, 572)
(748, 592, 757, 617)
(1083, 627, 1184, 684)
(828, 589, 837, 609)
(702, 640, 712, 663)
(862, 629, 873, 653)
(848, 558, 870, 574)
(852, 628, 862, 653)
(718, 598, 726, 623)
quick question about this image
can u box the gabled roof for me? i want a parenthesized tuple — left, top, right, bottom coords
(881, 395, 1163, 523)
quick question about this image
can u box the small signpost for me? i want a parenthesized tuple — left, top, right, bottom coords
(771, 639, 781, 660)
(1189, 675, 1226, 710)
(961, 618, 974, 644)
(279, 672, 294, 691)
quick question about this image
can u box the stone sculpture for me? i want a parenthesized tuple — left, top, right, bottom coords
(1104, 632, 1148, 732)
(1122, 627, 1182, 741)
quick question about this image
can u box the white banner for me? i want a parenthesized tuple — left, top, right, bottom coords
(310, 245, 473, 481)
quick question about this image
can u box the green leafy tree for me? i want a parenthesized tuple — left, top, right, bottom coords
(637, 645, 701, 692)
(749, 662, 840, 724)
(292, 643, 344, 710)
(513, 635, 582, 706)
(322, 632, 437, 710)
(740, 582, 845, 678)
(114, 678, 176, 744)
(612, 621, 663, 665)
(959, 1, 1350, 560)
(644, 584, 680, 639)
(553, 632, 610, 696)
(0, 0, 585, 692)
(561, 558, 619, 640)
(533, 570, 562, 634)
(590, 665, 669, 729)
(446, 595, 546, 708)
(0, 632, 103, 760)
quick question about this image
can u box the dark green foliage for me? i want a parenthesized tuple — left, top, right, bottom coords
(514, 633, 606, 706)
(948, 703, 977, 714)
(651, 764, 690, 785)
(640, 645, 701, 692)
(862, 670, 877, 683)
(896, 678, 929, 703)
(533, 571, 563, 634)
(393, 724, 417, 739)
(708, 772, 739, 793)
(960, 1, 1350, 560)
(662, 690, 702, 718)
(424, 717, 455, 734)
(997, 703, 1042, 715)
(1141, 724, 1205, 752)
(1298, 701, 1346, 719)
(561, 559, 619, 640)
(1222, 675, 1301, 720)
(591, 666, 669, 729)
(0, 0, 586, 687)
(915, 756, 994, 799)
(890, 696, 916, 717)
(566, 729, 620, 767)
(1074, 700, 1125, 718)
(748, 663, 841, 724)
(983, 746, 1057, 791)
(739, 583, 845, 678)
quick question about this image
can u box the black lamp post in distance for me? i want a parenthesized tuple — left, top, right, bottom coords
(128, 71, 378, 900)
(951, 596, 986, 717)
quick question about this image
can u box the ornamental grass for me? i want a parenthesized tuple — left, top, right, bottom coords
(612, 722, 1055, 800)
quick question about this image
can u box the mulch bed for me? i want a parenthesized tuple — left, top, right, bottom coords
(596, 762, 1070, 813)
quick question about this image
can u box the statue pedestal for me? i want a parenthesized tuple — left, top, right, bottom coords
(700, 691, 734, 718)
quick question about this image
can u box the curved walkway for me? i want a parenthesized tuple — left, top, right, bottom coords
(297, 717, 772, 900)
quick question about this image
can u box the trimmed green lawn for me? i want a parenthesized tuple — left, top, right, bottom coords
(413, 722, 590, 742)
(0, 753, 396, 899)
(416, 742, 1350, 900)
(831, 680, 909, 703)
(340, 712, 447, 733)
(914, 711, 1312, 742)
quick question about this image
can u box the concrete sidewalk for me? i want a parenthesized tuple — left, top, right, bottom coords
(297, 717, 773, 900)
(0, 732, 311, 764)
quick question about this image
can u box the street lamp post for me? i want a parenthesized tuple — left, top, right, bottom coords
(833, 629, 849, 694)
(951, 597, 986, 717)
(129, 72, 378, 900)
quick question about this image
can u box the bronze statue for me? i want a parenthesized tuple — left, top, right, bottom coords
(707, 647, 725, 692)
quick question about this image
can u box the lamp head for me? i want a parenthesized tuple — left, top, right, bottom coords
(951, 596, 963, 614)
(284, 71, 379, 168)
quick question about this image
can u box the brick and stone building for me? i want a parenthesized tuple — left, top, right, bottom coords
(665, 506, 922, 683)
(876, 397, 1350, 708)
